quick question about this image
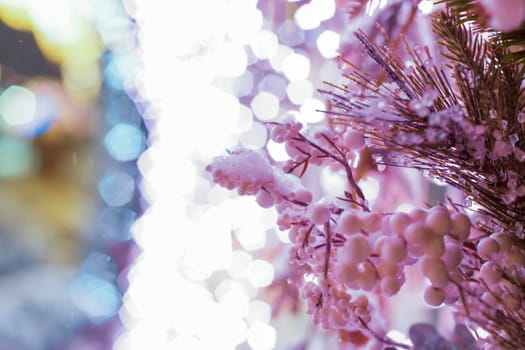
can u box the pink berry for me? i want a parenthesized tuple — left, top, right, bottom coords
(380, 276, 401, 296)
(355, 295, 369, 308)
(342, 129, 365, 150)
(443, 284, 459, 305)
(404, 223, 432, 244)
(388, 213, 411, 236)
(426, 207, 451, 236)
(421, 257, 449, 288)
(330, 310, 347, 329)
(495, 234, 511, 251)
(271, 125, 285, 142)
(408, 244, 425, 258)
(477, 237, 500, 260)
(450, 212, 471, 241)
(480, 261, 502, 284)
(409, 208, 427, 222)
(422, 236, 445, 258)
(358, 261, 378, 291)
(294, 189, 313, 204)
(374, 236, 388, 254)
(361, 212, 382, 233)
(338, 211, 362, 234)
(381, 236, 407, 263)
(424, 286, 446, 306)
(336, 262, 359, 284)
(342, 234, 372, 263)
(311, 203, 331, 225)
(288, 226, 302, 243)
(442, 243, 463, 268)
(256, 189, 274, 208)
(377, 261, 400, 277)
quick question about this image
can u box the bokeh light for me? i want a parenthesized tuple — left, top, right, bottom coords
(98, 171, 135, 207)
(316, 30, 340, 58)
(251, 91, 280, 121)
(282, 53, 311, 81)
(286, 79, 314, 105)
(104, 123, 145, 162)
(0, 85, 36, 127)
(70, 273, 121, 323)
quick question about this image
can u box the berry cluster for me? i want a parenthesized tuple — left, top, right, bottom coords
(207, 119, 525, 348)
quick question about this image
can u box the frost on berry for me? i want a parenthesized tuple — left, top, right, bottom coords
(207, 150, 273, 194)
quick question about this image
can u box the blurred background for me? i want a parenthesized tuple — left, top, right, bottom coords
(0, 1, 142, 349)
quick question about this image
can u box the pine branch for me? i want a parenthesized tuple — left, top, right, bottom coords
(436, 0, 525, 65)
(325, 27, 525, 344)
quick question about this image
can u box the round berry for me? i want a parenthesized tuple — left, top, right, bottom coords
(404, 223, 432, 244)
(360, 212, 382, 233)
(381, 236, 407, 263)
(424, 286, 446, 306)
(256, 189, 274, 208)
(342, 234, 372, 263)
(421, 257, 449, 288)
(442, 243, 463, 268)
(477, 237, 500, 260)
(422, 236, 445, 258)
(450, 212, 471, 241)
(380, 276, 401, 296)
(358, 261, 378, 291)
(343, 129, 365, 150)
(443, 284, 459, 305)
(294, 189, 313, 204)
(495, 234, 511, 251)
(374, 236, 388, 254)
(389, 213, 411, 236)
(337, 262, 359, 284)
(338, 211, 362, 234)
(409, 208, 427, 222)
(311, 203, 331, 225)
(377, 261, 400, 277)
(407, 242, 425, 258)
(480, 261, 502, 284)
(270, 125, 285, 142)
(426, 207, 451, 236)
(355, 295, 369, 308)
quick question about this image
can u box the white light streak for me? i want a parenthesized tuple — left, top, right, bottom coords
(119, 1, 275, 349)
